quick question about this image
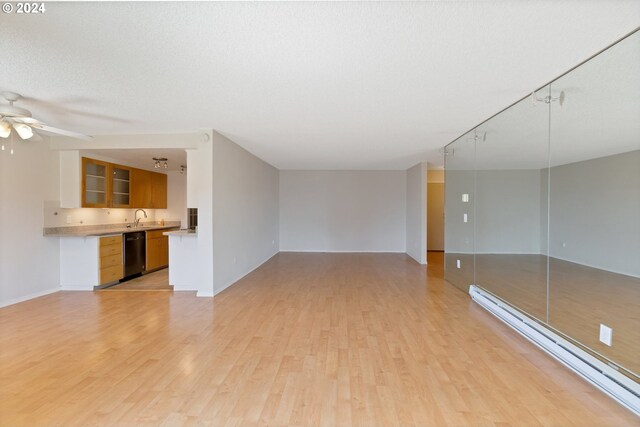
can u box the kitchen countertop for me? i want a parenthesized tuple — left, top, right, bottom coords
(164, 229, 198, 237)
(43, 222, 181, 237)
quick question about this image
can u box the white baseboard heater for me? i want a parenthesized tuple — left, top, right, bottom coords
(469, 285, 640, 416)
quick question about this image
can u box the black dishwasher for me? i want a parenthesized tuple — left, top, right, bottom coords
(124, 231, 146, 278)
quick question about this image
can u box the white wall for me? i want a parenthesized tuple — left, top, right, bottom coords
(548, 150, 639, 277)
(156, 170, 187, 227)
(186, 136, 214, 296)
(406, 163, 427, 264)
(212, 131, 279, 294)
(0, 141, 61, 307)
(279, 170, 406, 252)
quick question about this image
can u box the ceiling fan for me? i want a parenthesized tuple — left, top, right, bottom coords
(0, 91, 93, 142)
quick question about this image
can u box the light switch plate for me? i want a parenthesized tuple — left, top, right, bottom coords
(462, 194, 469, 202)
(463, 213, 468, 223)
(599, 324, 612, 346)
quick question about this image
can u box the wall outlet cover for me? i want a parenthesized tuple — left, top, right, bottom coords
(456, 259, 461, 269)
(599, 324, 613, 346)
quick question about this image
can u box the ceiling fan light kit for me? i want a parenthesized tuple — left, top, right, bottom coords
(0, 121, 11, 138)
(0, 91, 93, 154)
(13, 123, 33, 140)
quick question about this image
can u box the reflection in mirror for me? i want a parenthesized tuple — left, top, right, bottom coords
(473, 88, 551, 323)
(444, 131, 475, 292)
(548, 30, 640, 377)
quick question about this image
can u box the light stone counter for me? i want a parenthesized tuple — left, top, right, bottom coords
(44, 221, 181, 237)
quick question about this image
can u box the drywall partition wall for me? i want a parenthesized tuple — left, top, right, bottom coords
(187, 136, 214, 296)
(279, 170, 407, 252)
(212, 131, 279, 294)
(59, 150, 81, 208)
(549, 150, 640, 277)
(0, 141, 61, 307)
(406, 163, 427, 264)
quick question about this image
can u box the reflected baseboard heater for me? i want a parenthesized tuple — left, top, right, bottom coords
(469, 285, 640, 416)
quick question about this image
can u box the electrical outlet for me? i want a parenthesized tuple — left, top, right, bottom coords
(463, 213, 468, 223)
(599, 324, 612, 346)
(456, 259, 461, 269)
(272, 240, 275, 245)
(233, 256, 237, 264)
(66, 215, 71, 224)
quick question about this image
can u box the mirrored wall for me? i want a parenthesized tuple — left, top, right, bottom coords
(445, 29, 640, 380)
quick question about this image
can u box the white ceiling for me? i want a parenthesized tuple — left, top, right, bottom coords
(448, 29, 640, 171)
(1, 2, 639, 169)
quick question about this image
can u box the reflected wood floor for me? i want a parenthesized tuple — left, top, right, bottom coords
(1, 253, 638, 426)
(104, 269, 172, 291)
(471, 254, 639, 375)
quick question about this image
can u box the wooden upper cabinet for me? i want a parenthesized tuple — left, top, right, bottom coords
(151, 172, 167, 209)
(82, 157, 168, 209)
(131, 168, 152, 208)
(82, 157, 110, 208)
(110, 164, 132, 208)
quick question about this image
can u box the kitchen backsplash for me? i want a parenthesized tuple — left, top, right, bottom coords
(43, 201, 178, 228)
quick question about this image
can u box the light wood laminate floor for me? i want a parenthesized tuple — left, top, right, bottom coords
(1, 253, 637, 426)
(104, 269, 173, 291)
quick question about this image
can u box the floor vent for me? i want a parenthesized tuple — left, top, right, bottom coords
(469, 285, 640, 416)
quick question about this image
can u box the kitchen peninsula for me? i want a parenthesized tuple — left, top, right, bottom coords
(45, 222, 180, 290)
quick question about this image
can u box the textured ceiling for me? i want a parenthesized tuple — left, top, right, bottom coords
(1, 1, 639, 169)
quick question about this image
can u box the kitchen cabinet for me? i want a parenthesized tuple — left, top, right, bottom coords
(82, 158, 109, 208)
(151, 172, 167, 209)
(99, 235, 123, 285)
(131, 168, 167, 209)
(131, 169, 152, 208)
(110, 165, 132, 208)
(146, 228, 176, 271)
(81, 157, 167, 209)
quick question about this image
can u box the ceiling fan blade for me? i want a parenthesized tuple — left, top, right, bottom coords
(11, 117, 42, 125)
(28, 123, 93, 141)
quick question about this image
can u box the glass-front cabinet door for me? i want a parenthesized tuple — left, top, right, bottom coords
(82, 157, 109, 208)
(110, 165, 132, 208)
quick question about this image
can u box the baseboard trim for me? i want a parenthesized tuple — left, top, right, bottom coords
(196, 291, 214, 297)
(0, 287, 61, 308)
(469, 285, 639, 416)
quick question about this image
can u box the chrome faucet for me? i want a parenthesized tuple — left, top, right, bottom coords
(134, 209, 147, 227)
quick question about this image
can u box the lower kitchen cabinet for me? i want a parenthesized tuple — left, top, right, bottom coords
(99, 235, 123, 285)
(146, 229, 177, 271)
